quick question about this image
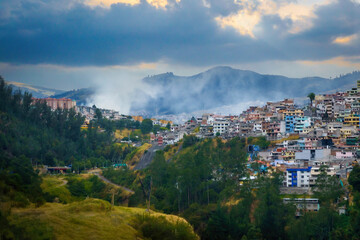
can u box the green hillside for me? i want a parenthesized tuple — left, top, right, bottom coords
(8, 199, 198, 240)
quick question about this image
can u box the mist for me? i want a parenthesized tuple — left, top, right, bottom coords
(82, 66, 360, 117)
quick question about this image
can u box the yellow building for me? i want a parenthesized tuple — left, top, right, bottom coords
(282, 151, 295, 160)
(281, 109, 304, 119)
(302, 126, 313, 134)
(340, 126, 356, 137)
(159, 119, 173, 126)
(344, 115, 360, 128)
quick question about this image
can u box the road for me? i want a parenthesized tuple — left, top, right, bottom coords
(134, 144, 165, 170)
(93, 172, 135, 194)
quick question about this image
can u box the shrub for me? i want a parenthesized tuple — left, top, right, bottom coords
(132, 214, 198, 240)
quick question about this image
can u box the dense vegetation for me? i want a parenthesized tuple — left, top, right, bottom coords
(103, 136, 360, 239)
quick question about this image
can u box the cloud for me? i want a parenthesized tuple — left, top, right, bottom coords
(0, 0, 360, 68)
(85, 0, 140, 8)
(84, 0, 173, 9)
(333, 34, 358, 45)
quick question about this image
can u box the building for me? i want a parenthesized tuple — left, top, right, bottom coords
(294, 116, 312, 133)
(309, 166, 336, 187)
(295, 149, 331, 161)
(34, 98, 76, 110)
(213, 120, 229, 135)
(285, 115, 295, 133)
(284, 167, 312, 187)
(344, 115, 360, 128)
(283, 198, 320, 216)
(282, 109, 304, 119)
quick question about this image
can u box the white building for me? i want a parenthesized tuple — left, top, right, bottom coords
(283, 167, 312, 187)
(213, 120, 229, 135)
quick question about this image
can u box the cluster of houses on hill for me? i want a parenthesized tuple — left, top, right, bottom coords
(152, 81, 360, 202)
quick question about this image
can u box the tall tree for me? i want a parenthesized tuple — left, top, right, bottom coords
(307, 92, 315, 106)
(140, 119, 153, 134)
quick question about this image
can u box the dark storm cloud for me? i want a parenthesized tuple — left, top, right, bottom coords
(0, 0, 359, 67)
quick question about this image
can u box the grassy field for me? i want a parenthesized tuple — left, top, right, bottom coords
(9, 199, 195, 240)
(114, 129, 132, 140)
(41, 176, 76, 203)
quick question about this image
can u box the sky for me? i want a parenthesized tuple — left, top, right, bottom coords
(0, 0, 360, 109)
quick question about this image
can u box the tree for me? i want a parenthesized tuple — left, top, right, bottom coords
(349, 165, 360, 192)
(140, 119, 153, 134)
(307, 92, 315, 106)
(152, 124, 161, 134)
(95, 108, 102, 120)
(166, 122, 171, 130)
(313, 165, 343, 204)
(255, 174, 292, 240)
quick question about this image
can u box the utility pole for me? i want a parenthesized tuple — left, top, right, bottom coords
(207, 181, 210, 205)
(111, 189, 115, 206)
(148, 176, 152, 212)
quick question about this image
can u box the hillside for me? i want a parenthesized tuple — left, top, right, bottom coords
(9, 199, 198, 240)
(130, 67, 360, 115)
(51, 87, 95, 105)
(6, 81, 65, 98)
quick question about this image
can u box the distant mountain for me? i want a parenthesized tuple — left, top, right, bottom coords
(11, 67, 359, 115)
(130, 67, 360, 115)
(51, 88, 95, 105)
(7, 81, 65, 98)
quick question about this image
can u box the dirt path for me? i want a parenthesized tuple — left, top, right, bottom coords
(93, 172, 135, 194)
(58, 178, 68, 187)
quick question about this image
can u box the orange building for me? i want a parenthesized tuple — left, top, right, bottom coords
(132, 116, 144, 122)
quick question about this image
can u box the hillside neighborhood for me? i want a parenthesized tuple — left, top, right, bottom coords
(37, 80, 360, 199)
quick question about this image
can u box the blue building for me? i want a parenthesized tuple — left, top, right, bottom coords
(285, 115, 295, 133)
(284, 167, 312, 187)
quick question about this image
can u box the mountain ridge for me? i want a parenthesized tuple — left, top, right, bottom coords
(7, 67, 360, 116)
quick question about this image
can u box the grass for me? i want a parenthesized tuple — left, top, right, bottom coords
(164, 144, 182, 161)
(270, 135, 300, 145)
(41, 176, 75, 203)
(126, 143, 152, 169)
(9, 199, 196, 240)
(114, 129, 132, 139)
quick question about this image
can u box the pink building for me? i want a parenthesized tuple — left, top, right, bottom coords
(335, 151, 354, 159)
(33, 98, 76, 110)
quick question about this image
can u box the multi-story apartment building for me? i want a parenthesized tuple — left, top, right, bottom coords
(34, 98, 76, 110)
(294, 116, 312, 133)
(344, 115, 360, 128)
(213, 120, 229, 135)
(283, 167, 312, 187)
(281, 109, 304, 119)
(285, 115, 295, 133)
(309, 166, 336, 187)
